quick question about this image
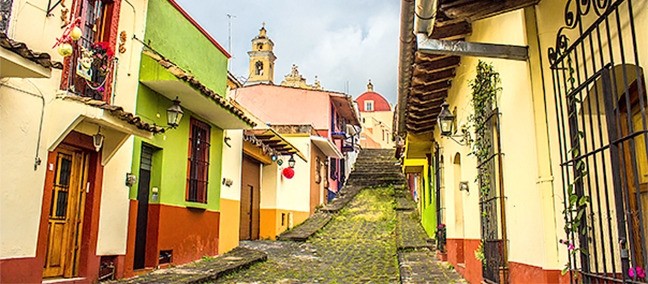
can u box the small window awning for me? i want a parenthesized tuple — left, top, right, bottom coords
(311, 136, 343, 159)
(139, 51, 256, 129)
(244, 128, 307, 162)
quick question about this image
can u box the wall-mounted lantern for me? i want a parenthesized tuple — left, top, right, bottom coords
(438, 100, 469, 146)
(166, 97, 184, 129)
(288, 155, 296, 168)
(93, 126, 104, 152)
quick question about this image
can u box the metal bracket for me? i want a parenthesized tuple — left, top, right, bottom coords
(46, 0, 64, 16)
(416, 34, 529, 61)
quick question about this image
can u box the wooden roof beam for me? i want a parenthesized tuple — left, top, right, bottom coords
(440, 0, 540, 22)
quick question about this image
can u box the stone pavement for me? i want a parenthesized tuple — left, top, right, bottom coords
(213, 186, 465, 284)
(277, 185, 362, 242)
(112, 247, 266, 284)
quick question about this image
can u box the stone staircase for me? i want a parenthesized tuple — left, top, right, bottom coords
(347, 149, 407, 187)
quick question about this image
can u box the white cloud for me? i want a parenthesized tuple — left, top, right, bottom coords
(174, 0, 399, 103)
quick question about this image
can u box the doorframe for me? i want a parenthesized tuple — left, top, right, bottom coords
(36, 131, 104, 281)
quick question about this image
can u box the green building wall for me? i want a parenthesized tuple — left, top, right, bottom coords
(131, 84, 223, 211)
(143, 0, 229, 95)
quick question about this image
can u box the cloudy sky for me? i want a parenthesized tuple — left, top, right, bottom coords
(174, 0, 400, 104)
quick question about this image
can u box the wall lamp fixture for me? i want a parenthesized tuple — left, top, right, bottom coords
(438, 100, 470, 146)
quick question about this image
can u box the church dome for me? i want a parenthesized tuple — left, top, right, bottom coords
(356, 80, 391, 112)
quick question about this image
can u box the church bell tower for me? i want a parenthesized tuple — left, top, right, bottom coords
(247, 23, 276, 85)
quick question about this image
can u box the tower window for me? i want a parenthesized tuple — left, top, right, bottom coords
(255, 61, 264, 76)
(257, 43, 263, 50)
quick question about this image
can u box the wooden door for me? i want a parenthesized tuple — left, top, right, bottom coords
(620, 82, 648, 268)
(43, 148, 88, 278)
(239, 156, 260, 240)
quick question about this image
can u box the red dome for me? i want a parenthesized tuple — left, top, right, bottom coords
(357, 91, 391, 112)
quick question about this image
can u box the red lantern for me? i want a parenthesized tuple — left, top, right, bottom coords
(282, 167, 295, 179)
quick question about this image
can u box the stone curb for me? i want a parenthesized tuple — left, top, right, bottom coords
(114, 247, 267, 284)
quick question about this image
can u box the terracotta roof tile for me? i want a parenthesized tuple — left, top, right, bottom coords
(143, 50, 256, 127)
(0, 33, 63, 70)
(61, 95, 165, 134)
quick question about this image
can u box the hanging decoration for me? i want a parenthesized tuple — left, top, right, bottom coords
(282, 167, 295, 179)
(53, 17, 81, 57)
(119, 31, 127, 54)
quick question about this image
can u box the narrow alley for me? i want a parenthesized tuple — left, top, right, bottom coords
(115, 149, 464, 283)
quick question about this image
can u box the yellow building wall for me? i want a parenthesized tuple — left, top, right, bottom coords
(218, 130, 244, 253)
(435, 9, 556, 270)
(219, 198, 241, 253)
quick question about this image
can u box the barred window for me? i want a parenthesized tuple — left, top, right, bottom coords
(187, 118, 210, 203)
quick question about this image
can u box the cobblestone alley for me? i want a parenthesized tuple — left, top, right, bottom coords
(215, 187, 464, 284)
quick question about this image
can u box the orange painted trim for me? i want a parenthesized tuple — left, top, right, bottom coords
(35, 131, 104, 281)
(509, 261, 570, 284)
(0, 257, 42, 283)
(446, 238, 483, 284)
(166, 0, 231, 58)
(152, 204, 220, 265)
(243, 141, 272, 165)
(218, 199, 241, 254)
(123, 199, 139, 278)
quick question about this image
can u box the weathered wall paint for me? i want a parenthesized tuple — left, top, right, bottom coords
(143, 0, 228, 95)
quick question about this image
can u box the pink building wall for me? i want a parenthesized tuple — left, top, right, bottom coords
(234, 84, 333, 131)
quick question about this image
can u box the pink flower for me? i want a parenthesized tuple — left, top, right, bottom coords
(629, 267, 646, 279)
(567, 243, 575, 251)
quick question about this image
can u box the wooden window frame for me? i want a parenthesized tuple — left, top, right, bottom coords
(186, 118, 211, 203)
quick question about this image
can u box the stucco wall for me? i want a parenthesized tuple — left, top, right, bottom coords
(132, 85, 224, 211)
(437, 9, 544, 267)
(143, 0, 228, 95)
(234, 85, 332, 130)
(361, 110, 394, 149)
(1, 0, 148, 258)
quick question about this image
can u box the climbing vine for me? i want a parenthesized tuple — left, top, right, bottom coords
(560, 54, 590, 276)
(465, 61, 501, 198)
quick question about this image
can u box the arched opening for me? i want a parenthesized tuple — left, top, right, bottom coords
(255, 61, 264, 76)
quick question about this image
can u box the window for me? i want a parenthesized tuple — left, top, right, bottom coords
(364, 100, 374, 112)
(64, 0, 117, 102)
(187, 118, 211, 203)
(255, 61, 264, 75)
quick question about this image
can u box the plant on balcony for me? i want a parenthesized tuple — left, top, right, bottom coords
(75, 41, 114, 99)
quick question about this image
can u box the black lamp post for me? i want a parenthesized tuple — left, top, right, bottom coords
(437, 101, 455, 136)
(167, 97, 184, 129)
(288, 155, 296, 168)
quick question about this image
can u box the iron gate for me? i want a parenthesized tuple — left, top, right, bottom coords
(548, 0, 648, 282)
(477, 103, 508, 283)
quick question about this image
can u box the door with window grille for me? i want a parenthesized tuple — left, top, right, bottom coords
(43, 147, 88, 278)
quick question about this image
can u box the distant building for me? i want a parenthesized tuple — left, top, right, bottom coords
(357, 81, 394, 149)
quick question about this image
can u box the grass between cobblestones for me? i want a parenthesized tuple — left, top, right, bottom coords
(213, 187, 400, 283)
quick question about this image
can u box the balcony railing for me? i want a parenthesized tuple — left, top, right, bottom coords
(0, 0, 12, 34)
(64, 37, 114, 102)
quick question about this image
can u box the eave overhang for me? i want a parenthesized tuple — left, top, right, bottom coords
(330, 94, 361, 126)
(397, 0, 538, 136)
(139, 51, 256, 130)
(311, 136, 343, 159)
(244, 128, 307, 162)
